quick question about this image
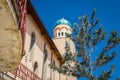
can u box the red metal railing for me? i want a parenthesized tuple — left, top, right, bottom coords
(10, 63, 42, 80)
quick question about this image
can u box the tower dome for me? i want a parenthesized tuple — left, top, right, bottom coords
(53, 18, 72, 38)
(54, 18, 72, 28)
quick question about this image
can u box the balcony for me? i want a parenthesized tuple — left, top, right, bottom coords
(10, 63, 42, 80)
(0, 63, 42, 80)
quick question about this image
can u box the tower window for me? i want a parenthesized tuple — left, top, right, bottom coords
(58, 32, 60, 37)
(65, 32, 67, 36)
(61, 32, 64, 36)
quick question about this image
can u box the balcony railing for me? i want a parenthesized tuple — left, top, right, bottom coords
(10, 63, 42, 80)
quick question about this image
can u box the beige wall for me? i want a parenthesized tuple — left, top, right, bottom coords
(53, 38, 75, 56)
(21, 14, 61, 80)
(53, 38, 66, 55)
(21, 14, 45, 78)
(53, 23, 76, 80)
(53, 38, 76, 80)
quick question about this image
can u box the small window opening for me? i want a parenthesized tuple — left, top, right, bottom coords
(58, 32, 60, 37)
(61, 32, 64, 36)
(33, 61, 38, 72)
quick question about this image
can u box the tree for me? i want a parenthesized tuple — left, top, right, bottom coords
(49, 9, 120, 80)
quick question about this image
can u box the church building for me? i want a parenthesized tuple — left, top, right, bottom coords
(0, 0, 76, 80)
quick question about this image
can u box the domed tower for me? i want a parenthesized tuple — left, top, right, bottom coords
(53, 18, 75, 56)
(53, 18, 72, 38)
(53, 18, 76, 80)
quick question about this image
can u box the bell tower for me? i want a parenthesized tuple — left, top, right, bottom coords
(53, 18, 75, 56)
(52, 18, 76, 80)
(53, 18, 72, 38)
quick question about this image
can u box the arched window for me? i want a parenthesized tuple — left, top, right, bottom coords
(61, 32, 64, 36)
(33, 61, 38, 73)
(43, 48, 48, 63)
(65, 32, 67, 36)
(29, 32, 36, 50)
(58, 32, 60, 37)
(42, 43, 48, 80)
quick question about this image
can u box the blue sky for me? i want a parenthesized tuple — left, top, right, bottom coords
(30, 0, 120, 80)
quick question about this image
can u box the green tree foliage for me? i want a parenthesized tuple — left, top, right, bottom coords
(49, 9, 120, 80)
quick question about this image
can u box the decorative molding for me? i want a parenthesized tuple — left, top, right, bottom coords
(54, 26, 72, 32)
